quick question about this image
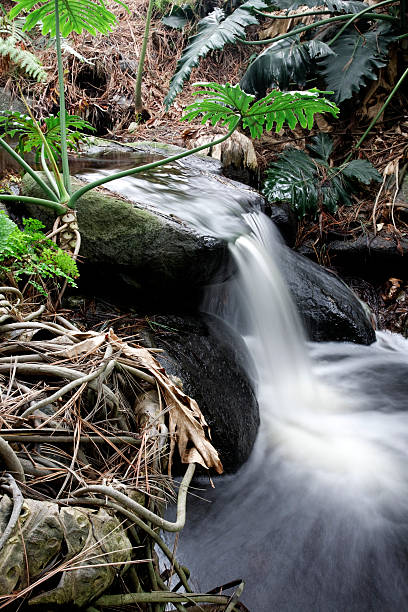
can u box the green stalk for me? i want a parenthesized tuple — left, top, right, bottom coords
(254, 8, 332, 18)
(95, 592, 232, 607)
(327, 0, 396, 45)
(346, 65, 408, 161)
(239, 3, 397, 46)
(18, 89, 69, 202)
(0, 137, 59, 202)
(0, 194, 67, 215)
(55, 0, 71, 195)
(134, 0, 154, 115)
(68, 123, 239, 207)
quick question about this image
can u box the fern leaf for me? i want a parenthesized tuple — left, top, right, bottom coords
(263, 133, 381, 217)
(306, 132, 333, 162)
(182, 83, 339, 139)
(10, 0, 127, 37)
(0, 37, 47, 81)
(164, 0, 267, 109)
(341, 159, 381, 184)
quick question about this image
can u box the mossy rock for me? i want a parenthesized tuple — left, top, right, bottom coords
(21, 173, 228, 306)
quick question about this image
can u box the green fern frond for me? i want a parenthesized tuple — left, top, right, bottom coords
(0, 37, 47, 81)
(182, 82, 339, 139)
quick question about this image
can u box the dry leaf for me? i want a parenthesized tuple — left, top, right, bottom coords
(61, 332, 107, 358)
(108, 331, 223, 474)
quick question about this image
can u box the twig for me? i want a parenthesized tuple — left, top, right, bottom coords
(73, 463, 196, 533)
(0, 437, 25, 484)
(20, 346, 113, 418)
(0, 473, 24, 551)
(95, 591, 233, 606)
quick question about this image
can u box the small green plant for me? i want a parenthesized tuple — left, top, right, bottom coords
(0, 212, 79, 294)
(262, 133, 381, 217)
(0, 36, 47, 82)
(0, 0, 338, 274)
(0, 111, 95, 161)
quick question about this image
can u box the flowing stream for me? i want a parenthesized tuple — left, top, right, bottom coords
(78, 159, 408, 611)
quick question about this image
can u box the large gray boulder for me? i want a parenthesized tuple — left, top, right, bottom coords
(21, 170, 261, 306)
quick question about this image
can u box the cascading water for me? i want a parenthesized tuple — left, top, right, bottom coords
(78, 158, 408, 610)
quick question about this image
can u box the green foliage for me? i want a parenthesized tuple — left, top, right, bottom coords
(0, 212, 79, 293)
(0, 111, 95, 161)
(240, 37, 334, 97)
(0, 6, 27, 41)
(0, 36, 47, 82)
(9, 0, 128, 37)
(262, 133, 381, 217)
(182, 82, 339, 138)
(318, 23, 396, 103)
(164, 0, 267, 109)
(240, 19, 398, 104)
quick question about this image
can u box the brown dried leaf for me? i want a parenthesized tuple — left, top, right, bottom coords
(61, 333, 107, 358)
(108, 331, 223, 474)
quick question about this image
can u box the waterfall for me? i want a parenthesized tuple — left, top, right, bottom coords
(179, 210, 408, 611)
(77, 159, 408, 610)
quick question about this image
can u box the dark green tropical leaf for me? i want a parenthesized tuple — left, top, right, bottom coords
(269, 0, 367, 13)
(240, 38, 335, 96)
(240, 36, 310, 96)
(263, 133, 380, 217)
(318, 23, 396, 103)
(164, 0, 267, 109)
(10, 0, 128, 36)
(341, 158, 382, 183)
(263, 148, 321, 216)
(307, 40, 335, 59)
(162, 14, 188, 29)
(307, 132, 333, 162)
(182, 82, 339, 138)
(162, 5, 193, 30)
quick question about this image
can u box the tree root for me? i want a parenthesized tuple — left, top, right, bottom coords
(0, 474, 24, 551)
(73, 463, 196, 533)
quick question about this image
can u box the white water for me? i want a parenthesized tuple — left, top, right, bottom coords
(176, 211, 408, 610)
(80, 163, 408, 610)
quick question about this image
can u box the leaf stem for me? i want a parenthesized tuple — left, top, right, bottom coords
(254, 8, 332, 18)
(55, 0, 71, 195)
(0, 137, 59, 202)
(134, 0, 154, 115)
(68, 123, 239, 207)
(346, 65, 408, 161)
(238, 2, 397, 46)
(327, 0, 396, 45)
(0, 193, 67, 215)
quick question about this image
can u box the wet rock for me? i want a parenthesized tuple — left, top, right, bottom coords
(0, 88, 26, 113)
(21, 173, 231, 308)
(141, 314, 259, 473)
(298, 233, 408, 278)
(282, 247, 376, 344)
(268, 201, 298, 246)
